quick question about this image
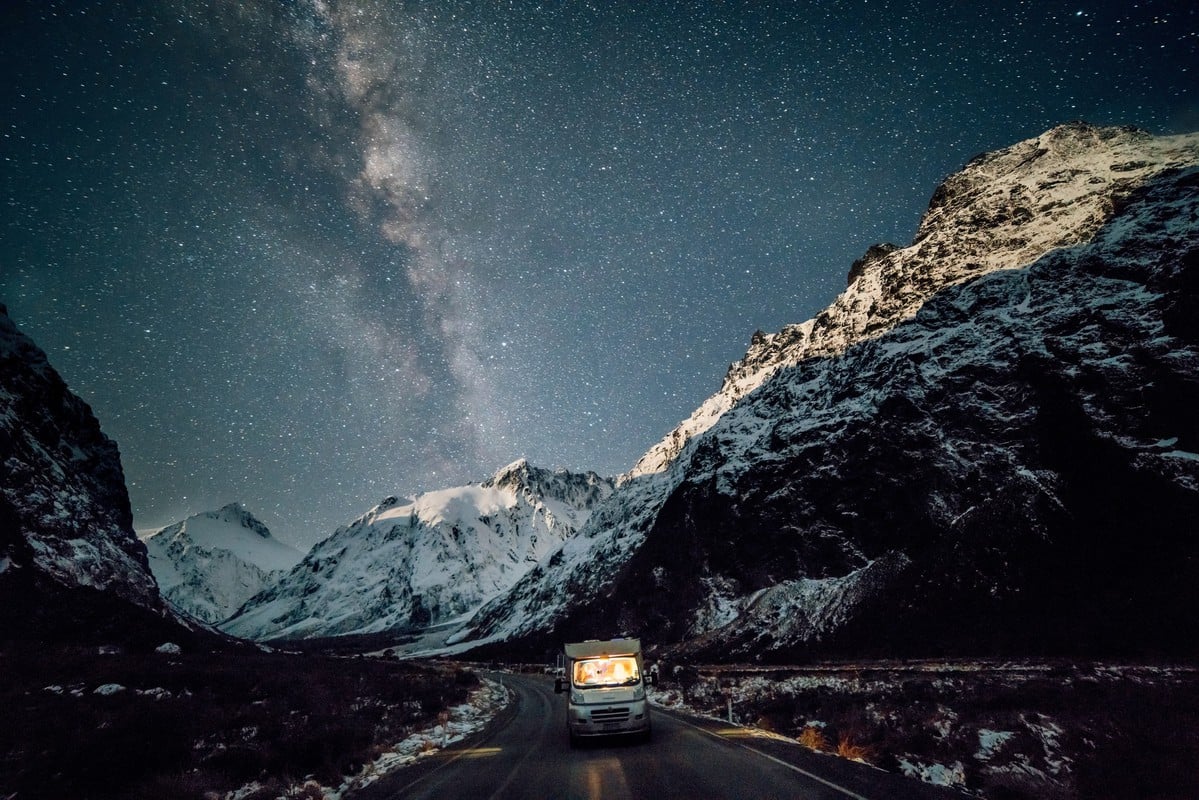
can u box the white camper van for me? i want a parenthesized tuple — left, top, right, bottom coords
(555, 638, 654, 745)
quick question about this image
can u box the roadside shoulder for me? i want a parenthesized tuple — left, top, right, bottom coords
(653, 704, 965, 800)
(343, 673, 518, 799)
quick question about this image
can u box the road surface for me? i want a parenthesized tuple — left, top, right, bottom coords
(355, 672, 960, 800)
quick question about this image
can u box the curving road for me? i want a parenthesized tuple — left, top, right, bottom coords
(355, 673, 959, 800)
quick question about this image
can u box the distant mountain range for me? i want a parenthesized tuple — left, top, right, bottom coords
(4, 123, 1198, 661)
(221, 460, 613, 640)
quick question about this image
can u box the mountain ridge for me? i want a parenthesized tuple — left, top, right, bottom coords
(0, 304, 159, 609)
(0, 304, 203, 645)
(628, 123, 1199, 478)
(457, 123, 1199, 660)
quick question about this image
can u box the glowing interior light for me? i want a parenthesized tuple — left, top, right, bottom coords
(572, 656, 641, 687)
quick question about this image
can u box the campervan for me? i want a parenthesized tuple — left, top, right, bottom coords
(555, 638, 654, 745)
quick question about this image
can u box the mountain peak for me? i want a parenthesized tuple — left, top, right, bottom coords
(487, 458, 533, 484)
(142, 505, 303, 625)
(204, 503, 272, 540)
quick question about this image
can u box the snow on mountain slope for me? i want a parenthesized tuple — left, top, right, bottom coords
(629, 160, 1199, 660)
(222, 460, 613, 640)
(629, 123, 1199, 478)
(447, 466, 674, 649)
(0, 304, 161, 610)
(141, 503, 303, 625)
(458, 123, 1199, 658)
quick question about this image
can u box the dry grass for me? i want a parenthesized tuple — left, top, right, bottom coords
(836, 735, 873, 761)
(797, 725, 829, 751)
(753, 715, 775, 732)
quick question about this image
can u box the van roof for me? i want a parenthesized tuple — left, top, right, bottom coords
(564, 638, 641, 659)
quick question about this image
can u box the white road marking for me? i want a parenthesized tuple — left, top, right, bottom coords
(667, 713, 874, 800)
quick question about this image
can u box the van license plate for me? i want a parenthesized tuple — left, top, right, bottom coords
(602, 722, 621, 730)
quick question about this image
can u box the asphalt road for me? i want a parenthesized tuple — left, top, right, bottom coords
(356, 673, 961, 800)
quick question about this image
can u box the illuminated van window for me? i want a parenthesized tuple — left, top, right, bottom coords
(573, 656, 641, 687)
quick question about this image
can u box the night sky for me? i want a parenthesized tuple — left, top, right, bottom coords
(3, 1, 1196, 547)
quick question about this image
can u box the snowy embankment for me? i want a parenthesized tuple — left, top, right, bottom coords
(225, 676, 512, 800)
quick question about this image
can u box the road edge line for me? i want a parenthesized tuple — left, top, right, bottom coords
(665, 711, 874, 800)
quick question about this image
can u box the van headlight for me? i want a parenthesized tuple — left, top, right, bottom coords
(633, 684, 646, 701)
(571, 690, 585, 704)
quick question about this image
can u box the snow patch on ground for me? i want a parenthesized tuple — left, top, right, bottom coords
(898, 758, 967, 788)
(976, 728, 1015, 760)
(1022, 713, 1072, 776)
(646, 661, 1199, 797)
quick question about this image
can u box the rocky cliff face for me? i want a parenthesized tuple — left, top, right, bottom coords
(222, 460, 613, 640)
(461, 124, 1199, 660)
(0, 305, 194, 644)
(0, 305, 161, 609)
(142, 503, 304, 625)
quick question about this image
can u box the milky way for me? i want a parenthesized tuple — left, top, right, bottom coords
(2, 0, 1195, 546)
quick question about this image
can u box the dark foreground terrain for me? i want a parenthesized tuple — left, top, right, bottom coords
(6, 634, 1196, 800)
(653, 660, 1199, 800)
(0, 640, 477, 800)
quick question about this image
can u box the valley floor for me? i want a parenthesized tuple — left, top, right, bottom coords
(6, 643, 1194, 800)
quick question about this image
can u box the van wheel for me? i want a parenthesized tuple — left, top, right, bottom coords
(641, 727, 652, 743)
(569, 732, 580, 749)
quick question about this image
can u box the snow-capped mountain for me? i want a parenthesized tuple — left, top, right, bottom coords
(459, 123, 1199, 660)
(0, 304, 160, 610)
(141, 503, 303, 625)
(222, 459, 613, 640)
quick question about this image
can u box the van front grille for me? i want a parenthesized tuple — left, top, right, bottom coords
(591, 707, 630, 723)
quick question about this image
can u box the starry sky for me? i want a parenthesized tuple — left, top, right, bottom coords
(3, 1, 1196, 548)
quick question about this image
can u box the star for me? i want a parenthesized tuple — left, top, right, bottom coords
(1, 0, 1193, 546)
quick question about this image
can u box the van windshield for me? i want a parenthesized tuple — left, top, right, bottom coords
(572, 656, 640, 688)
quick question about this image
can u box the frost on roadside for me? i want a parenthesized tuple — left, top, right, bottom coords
(223, 676, 513, 800)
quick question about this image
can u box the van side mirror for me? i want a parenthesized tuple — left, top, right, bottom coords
(554, 677, 565, 694)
